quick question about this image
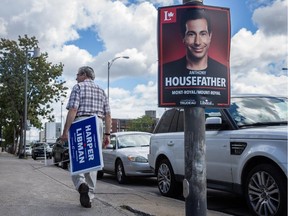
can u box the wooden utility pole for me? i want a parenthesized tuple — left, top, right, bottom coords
(182, 1, 207, 216)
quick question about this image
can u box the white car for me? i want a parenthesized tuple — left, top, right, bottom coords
(25, 146, 32, 156)
(98, 131, 154, 183)
(148, 95, 287, 216)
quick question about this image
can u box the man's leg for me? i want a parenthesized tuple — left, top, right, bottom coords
(84, 118, 103, 202)
(72, 173, 91, 208)
(72, 173, 85, 190)
(84, 171, 97, 200)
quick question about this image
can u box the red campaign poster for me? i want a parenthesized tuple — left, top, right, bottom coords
(158, 4, 231, 108)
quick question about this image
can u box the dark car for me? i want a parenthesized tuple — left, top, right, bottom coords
(31, 142, 52, 160)
(52, 140, 69, 169)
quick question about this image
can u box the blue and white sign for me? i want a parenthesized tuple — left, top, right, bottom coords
(68, 116, 103, 175)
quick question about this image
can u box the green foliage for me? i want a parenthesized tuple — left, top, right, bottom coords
(128, 115, 156, 132)
(0, 35, 68, 151)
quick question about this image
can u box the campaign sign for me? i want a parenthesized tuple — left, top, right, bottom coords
(68, 116, 103, 175)
(158, 4, 231, 108)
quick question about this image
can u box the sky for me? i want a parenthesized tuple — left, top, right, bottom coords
(0, 0, 287, 140)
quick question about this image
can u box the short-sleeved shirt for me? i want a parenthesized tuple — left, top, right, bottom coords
(66, 79, 110, 118)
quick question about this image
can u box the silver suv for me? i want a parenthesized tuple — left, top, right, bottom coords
(148, 95, 287, 216)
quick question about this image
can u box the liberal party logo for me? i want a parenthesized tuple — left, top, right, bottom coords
(161, 8, 176, 24)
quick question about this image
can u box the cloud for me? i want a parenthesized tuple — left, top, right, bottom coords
(231, 29, 286, 72)
(0, 18, 8, 36)
(252, 0, 287, 36)
(109, 81, 164, 119)
(230, 0, 287, 96)
(0, 0, 287, 137)
(231, 69, 288, 96)
(48, 45, 94, 79)
(88, 1, 158, 79)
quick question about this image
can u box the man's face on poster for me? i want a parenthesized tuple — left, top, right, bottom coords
(183, 18, 212, 61)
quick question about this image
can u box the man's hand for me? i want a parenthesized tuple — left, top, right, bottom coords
(60, 134, 68, 143)
(61, 108, 77, 143)
(57, 136, 66, 145)
(102, 135, 110, 149)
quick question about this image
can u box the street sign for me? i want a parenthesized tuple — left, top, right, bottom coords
(68, 116, 103, 175)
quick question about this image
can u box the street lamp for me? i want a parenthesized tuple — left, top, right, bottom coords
(107, 56, 129, 100)
(21, 47, 40, 158)
(60, 100, 64, 132)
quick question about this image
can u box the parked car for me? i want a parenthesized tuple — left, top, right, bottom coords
(98, 131, 154, 183)
(148, 95, 287, 216)
(52, 139, 69, 169)
(48, 142, 55, 149)
(25, 146, 32, 156)
(31, 142, 52, 160)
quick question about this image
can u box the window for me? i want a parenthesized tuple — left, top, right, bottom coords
(154, 109, 178, 133)
(169, 109, 181, 132)
(110, 136, 116, 148)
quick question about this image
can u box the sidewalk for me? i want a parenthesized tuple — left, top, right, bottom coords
(0, 151, 230, 216)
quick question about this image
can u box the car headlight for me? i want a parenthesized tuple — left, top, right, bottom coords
(127, 156, 148, 163)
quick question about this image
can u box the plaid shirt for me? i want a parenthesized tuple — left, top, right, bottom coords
(66, 79, 110, 118)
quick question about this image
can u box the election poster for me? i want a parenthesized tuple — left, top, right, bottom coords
(68, 116, 103, 175)
(158, 4, 231, 108)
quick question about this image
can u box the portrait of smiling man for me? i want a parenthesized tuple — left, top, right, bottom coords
(159, 6, 230, 107)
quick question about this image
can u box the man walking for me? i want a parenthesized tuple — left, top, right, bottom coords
(61, 66, 111, 208)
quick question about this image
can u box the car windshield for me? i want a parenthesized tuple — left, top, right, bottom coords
(228, 96, 288, 127)
(33, 143, 48, 148)
(118, 134, 151, 148)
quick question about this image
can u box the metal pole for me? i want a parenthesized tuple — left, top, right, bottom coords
(44, 144, 47, 166)
(22, 51, 28, 158)
(21, 47, 40, 159)
(181, 1, 207, 216)
(107, 61, 110, 100)
(183, 0, 203, 3)
(0, 125, 2, 151)
(60, 100, 63, 132)
(107, 56, 129, 100)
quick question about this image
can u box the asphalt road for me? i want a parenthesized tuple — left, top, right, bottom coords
(40, 157, 252, 216)
(99, 174, 252, 216)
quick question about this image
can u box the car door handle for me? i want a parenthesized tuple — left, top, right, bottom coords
(167, 141, 174, 146)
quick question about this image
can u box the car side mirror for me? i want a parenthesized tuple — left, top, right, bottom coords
(206, 117, 222, 125)
(206, 117, 223, 130)
(105, 144, 114, 149)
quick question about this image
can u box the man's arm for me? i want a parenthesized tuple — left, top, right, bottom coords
(61, 108, 78, 141)
(103, 113, 111, 148)
(104, 113, 111, 134)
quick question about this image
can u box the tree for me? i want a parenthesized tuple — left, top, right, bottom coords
(0, 35, 68, 154)
(128, 115, 156, 132)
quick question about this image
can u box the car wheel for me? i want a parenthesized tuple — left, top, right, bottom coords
(115, 160, 127, 184)
(61, 161, 68, 169)
(156, 159, 179, 197)
(245, 164, 287, 216)
(53, 157, 59, 166)
(61, 156, 68, 169)
(97, 171, 104, 179)
(32, 154, 36, 160)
